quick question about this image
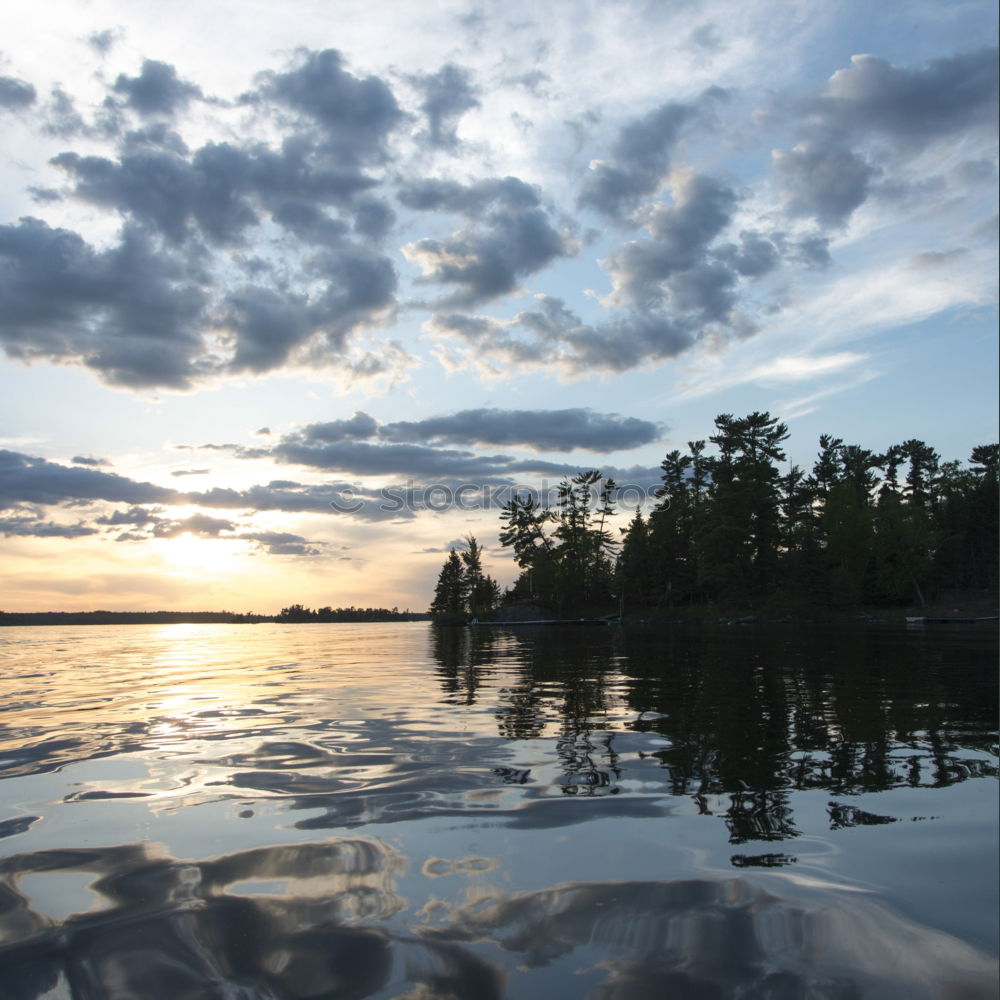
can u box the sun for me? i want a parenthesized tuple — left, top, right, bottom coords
(151, 533, 243, 576)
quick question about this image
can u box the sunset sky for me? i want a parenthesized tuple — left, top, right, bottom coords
(1, 0, 996, 613)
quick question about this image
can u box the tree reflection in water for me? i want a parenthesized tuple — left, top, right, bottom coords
(432, 623, 998, 842)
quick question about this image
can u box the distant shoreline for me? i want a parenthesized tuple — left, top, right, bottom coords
(0, 611, 431, 626)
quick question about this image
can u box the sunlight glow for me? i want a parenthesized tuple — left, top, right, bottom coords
(151, 533, 243, 577)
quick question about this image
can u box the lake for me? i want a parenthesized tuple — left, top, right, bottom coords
(0, 621, 996, 999)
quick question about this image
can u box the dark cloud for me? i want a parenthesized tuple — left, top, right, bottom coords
(54, 135, 384, 249)
(264, 424, 661, 488)
(0, 74, 36, 110)
(10, 135, 398, 384)
(716, 231, 781, 278)
(431, 296, 700, 376)
(152, 513, 235, 538)
(0, 218, 208, 389)
(52, 146, 258, 245)
(222, 287, 315, 374)
(423, 163, 826, 377)
(352, 196, 396, 240)
(0, 450, 178, 509)
(96, 511, 327, 553)
(303, 412, 380, 442)
(271, 200, 349, 245)
(170, 468, 210, 477)
(402, 177, 569, 306)
(295, 407, 660, 452)
(577, 102, 695, 220)
(772, 47, 997, 228)
(302, 245, 398, 347)
(41, 87, 89, 138)
(786, 234, 832, 269)
(121, 123, 189, 154)
(238, 530, 323, 556)
(398, 175, 540, 216)
(112, 60, 202, 117)
(253, 49, 402, 166)
(423, 173, 772, 377)
(27, 186, 62, 204)
(410, 62, 480, 150)
(71, 455, 109, 467)
(0, 514, 97, 538)
(216, 246, 397, 375)
(378, 408, 663, 452)
(274, 438, 512, 479)
(428, 311, 550, 366)
(773, 143, 878, 227)
(96, 506, 163, 527)
(561, 307, 698, 373)
(604, 174, 738, 312)
(818, 47, 998, 151)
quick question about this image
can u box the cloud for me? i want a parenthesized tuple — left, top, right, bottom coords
(577, 102, 695, 220)
(603, 173, 740, 313)
(773, 143, 878, 227)
(772, 46, 998, 227)
(152, 513, 235, 538)
(71, 455, 109, 467)
(96, 506, 164, 527)
(299, 406, 660, 452)
(221, 286, 316, 374)
(425, 163, 824, 378)
(88, 29, 119, 55)
(0, 449, 178, 509)
(430, 295, 700, 377)
(93, 506, 325, 554)
(398, 176, 540, 217)
(352, 196, 396, 240)
(377, 408, 663, 452)
(0, 74, 36, 110)
(259, 425, 661, 488)
(401, 176, 570, 306)
(410, 62, 480, 150)
(748, 352, 870, 383)
(112, 59, 203, 117)
(302, 412, 380, 442)
(0, 218, 208, 389)
(4, 202, 396, 389)
(273, 438, 516, 479)
(0, 514, 97, 538)
(170, 468, 210, 477)
(252, 48, 402, 166)
(238, 530, 323, 556)
(819, 47, 998, 151)
(53, 145, 259, 246)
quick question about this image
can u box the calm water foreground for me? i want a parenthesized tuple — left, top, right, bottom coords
(0, 622, 996, 999)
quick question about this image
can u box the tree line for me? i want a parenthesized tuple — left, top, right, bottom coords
(429, 412, 998, 620)
(277, 605, 427, 622)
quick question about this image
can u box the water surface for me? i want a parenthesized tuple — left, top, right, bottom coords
(0, 622, 996, 998)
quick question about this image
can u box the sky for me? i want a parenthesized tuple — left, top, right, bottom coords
(0, 0, 996, 614)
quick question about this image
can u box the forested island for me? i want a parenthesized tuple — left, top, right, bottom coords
(0, 607, 429, 626)
(429, 412, 999, 623)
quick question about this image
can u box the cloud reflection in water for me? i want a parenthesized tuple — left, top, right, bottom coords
(0, 839, 994, 999)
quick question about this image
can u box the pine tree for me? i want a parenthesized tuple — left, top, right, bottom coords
(429, 549, 467, 623)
